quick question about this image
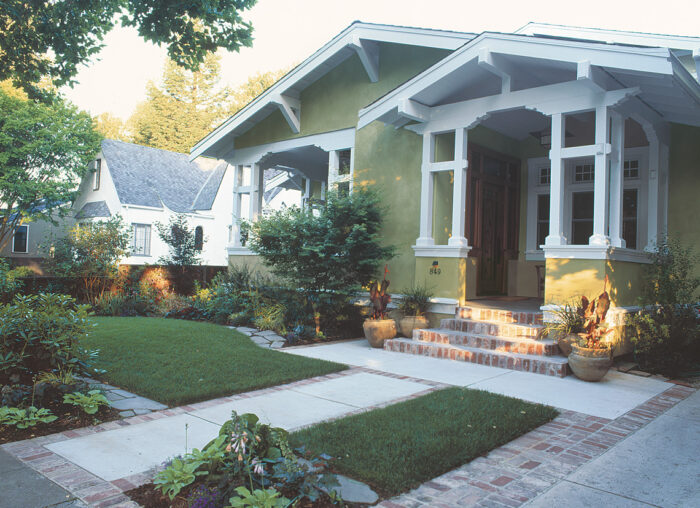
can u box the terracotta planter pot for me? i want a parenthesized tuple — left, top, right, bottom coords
(568, 343, 613, 381)
(363, 319, 397, 348)
(557, 333, 581, 356)
(399, 315, 429, 338)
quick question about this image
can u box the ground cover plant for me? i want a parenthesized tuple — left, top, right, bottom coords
(0, 293, 119, 443)
(127, 411, 344, 508)
(81, 317, 346, 406)
(290, 387, 559, 496)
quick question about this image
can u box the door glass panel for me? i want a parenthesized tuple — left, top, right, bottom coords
(623, 189, 638, 249)
(536, 194, 550, 248)
(571, 191, 594, 245)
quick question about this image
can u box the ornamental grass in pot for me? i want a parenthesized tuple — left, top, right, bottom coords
(567, 275, 614, 382)
(544, 300, 586, 356)
(363, 266, 396, 348)
(397, 285, 432, 338)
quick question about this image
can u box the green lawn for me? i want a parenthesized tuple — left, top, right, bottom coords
(82, 317, 346, 406)
(291, 387, 558, 496)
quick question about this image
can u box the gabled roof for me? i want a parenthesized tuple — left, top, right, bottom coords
(190, 21, 477, 160)
(101, 139, 227, 213)
(358, 31, 700, 129)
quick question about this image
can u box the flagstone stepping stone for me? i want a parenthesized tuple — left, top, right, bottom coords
(110, 396, 167, 411)
(322, 475, 378, 504)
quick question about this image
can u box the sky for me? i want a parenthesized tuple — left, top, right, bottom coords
(62, 0, 699, 121)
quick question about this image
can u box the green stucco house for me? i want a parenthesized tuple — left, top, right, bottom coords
(192, 22, 700, 370)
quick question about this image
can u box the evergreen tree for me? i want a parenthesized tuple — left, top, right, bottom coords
(95, 112, 129, 141)
(130, 53, 229, 153)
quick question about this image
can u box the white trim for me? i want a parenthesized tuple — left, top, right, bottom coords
(412, 244, 472, 258)
(358, 32, 673, 129)
(229, 128, 356, 166)
(542, 245, 652, 263)
(227, 246, 258, 256)
(190, 23, 475, 159)
(515, 23, 700, 52)
(11, 224, 29, 254)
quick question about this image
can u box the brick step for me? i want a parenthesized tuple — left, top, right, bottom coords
(440, 318, 545, 340)
(384, 338, 569, 378)
(416, 328, 559, 356)
(456, 306, 544, 326)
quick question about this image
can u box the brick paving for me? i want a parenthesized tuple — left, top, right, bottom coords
(378, 383, 696, 508)
(2, 364, 693, 507)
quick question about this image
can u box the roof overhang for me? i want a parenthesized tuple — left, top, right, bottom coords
(358, 32, 700, 132)
(190, 22, 476, 160)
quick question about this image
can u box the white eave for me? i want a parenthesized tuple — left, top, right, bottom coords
(358, 32, 700, 130)
(190, 22, 476, 160)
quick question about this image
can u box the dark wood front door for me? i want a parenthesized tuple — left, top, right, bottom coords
(466, 145, 520, 296)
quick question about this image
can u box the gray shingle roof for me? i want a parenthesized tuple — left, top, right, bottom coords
(75, 200, 111, 219)
(101, 139, 226, 213)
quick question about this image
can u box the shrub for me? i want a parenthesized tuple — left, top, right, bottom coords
(244, 188, 395, 334)
(44, 216, 130, 304)
(628, 237, 700, 376)
(0, 259, 22, 303)
(0, 293, 94, 382)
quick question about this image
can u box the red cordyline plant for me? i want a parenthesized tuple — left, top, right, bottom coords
(578, 274, 613, 349)
(369, 265, 391, 320)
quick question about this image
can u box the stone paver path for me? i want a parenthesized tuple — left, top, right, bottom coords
(232, 326, 286, 349)
(84, 381, 168, 418)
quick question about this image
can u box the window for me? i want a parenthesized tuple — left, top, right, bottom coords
(574, 164, 594, 182)
(93, 159, 101, 190)
(12, 225, 28, 253)
(338, 149, 351, 176)
(539, 167, 551, 185)
(131, 224, 151, 256)
(536, 195, 550, 248)
(624, 159, 639, 179)
(623, 189, 638, 249)
(194, 226, 203, 251)
(571, 192, 594, 245)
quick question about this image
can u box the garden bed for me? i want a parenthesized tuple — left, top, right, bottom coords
(82, 317, 347, 406)
(0, 402, 120, 444)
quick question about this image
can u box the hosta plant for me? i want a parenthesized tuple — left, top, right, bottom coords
(0, 406, 57, 429)
(226, 486, 290, 508)
(153, 457, 207, 500)
(63, 390, 110, 415)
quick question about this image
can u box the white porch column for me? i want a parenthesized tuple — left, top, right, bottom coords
(416, 132, 435, 246)
(250, 163, 262, 220)
(448, 127, 470, 247)
(328, 150, 339, 189)
(545, 113, 567, 246)
(646, 137, 661, 250)
(231, 165, 242, 247)
(608, 112, 626, 248)
(589, 106, 611, 246)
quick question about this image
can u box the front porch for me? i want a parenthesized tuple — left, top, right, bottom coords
(358, 32, 700, 309)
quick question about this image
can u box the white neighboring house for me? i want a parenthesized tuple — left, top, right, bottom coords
(69, 139, 232, 266)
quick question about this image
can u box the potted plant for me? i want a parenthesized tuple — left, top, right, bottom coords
(397, 285, 432, 337)
(544, 300, 585, 356)
(567, 275, 614, 381)
(363, 266, 396, 348)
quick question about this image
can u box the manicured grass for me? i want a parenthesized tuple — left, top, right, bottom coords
(82, 317, 346, 406)
(291, 387, 558, 496)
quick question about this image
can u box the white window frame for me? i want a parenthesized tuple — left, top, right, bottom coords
(131, 223, 151, 256)
(526, 147, 648, 260)
(93, 159, 101, 191)
(11, 225, 29, 254)
(328, 148, 354, 194)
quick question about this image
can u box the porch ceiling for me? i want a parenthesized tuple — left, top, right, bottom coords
(258, 145, 328, 181)
(359, 33, 700, 130)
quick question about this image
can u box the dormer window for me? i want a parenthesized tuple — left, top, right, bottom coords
(93, 159, 101, 190)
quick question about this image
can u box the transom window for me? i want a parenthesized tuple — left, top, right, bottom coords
(624, 159, 639, 179)
(574, 164, 594, 182)
(132, 224, 151, 256)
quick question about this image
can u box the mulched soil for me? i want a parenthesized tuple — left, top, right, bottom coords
(0, 401, 121, 444)
(127, 481, 368, 508)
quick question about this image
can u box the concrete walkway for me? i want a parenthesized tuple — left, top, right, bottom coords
(2, 338, 697, 507)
